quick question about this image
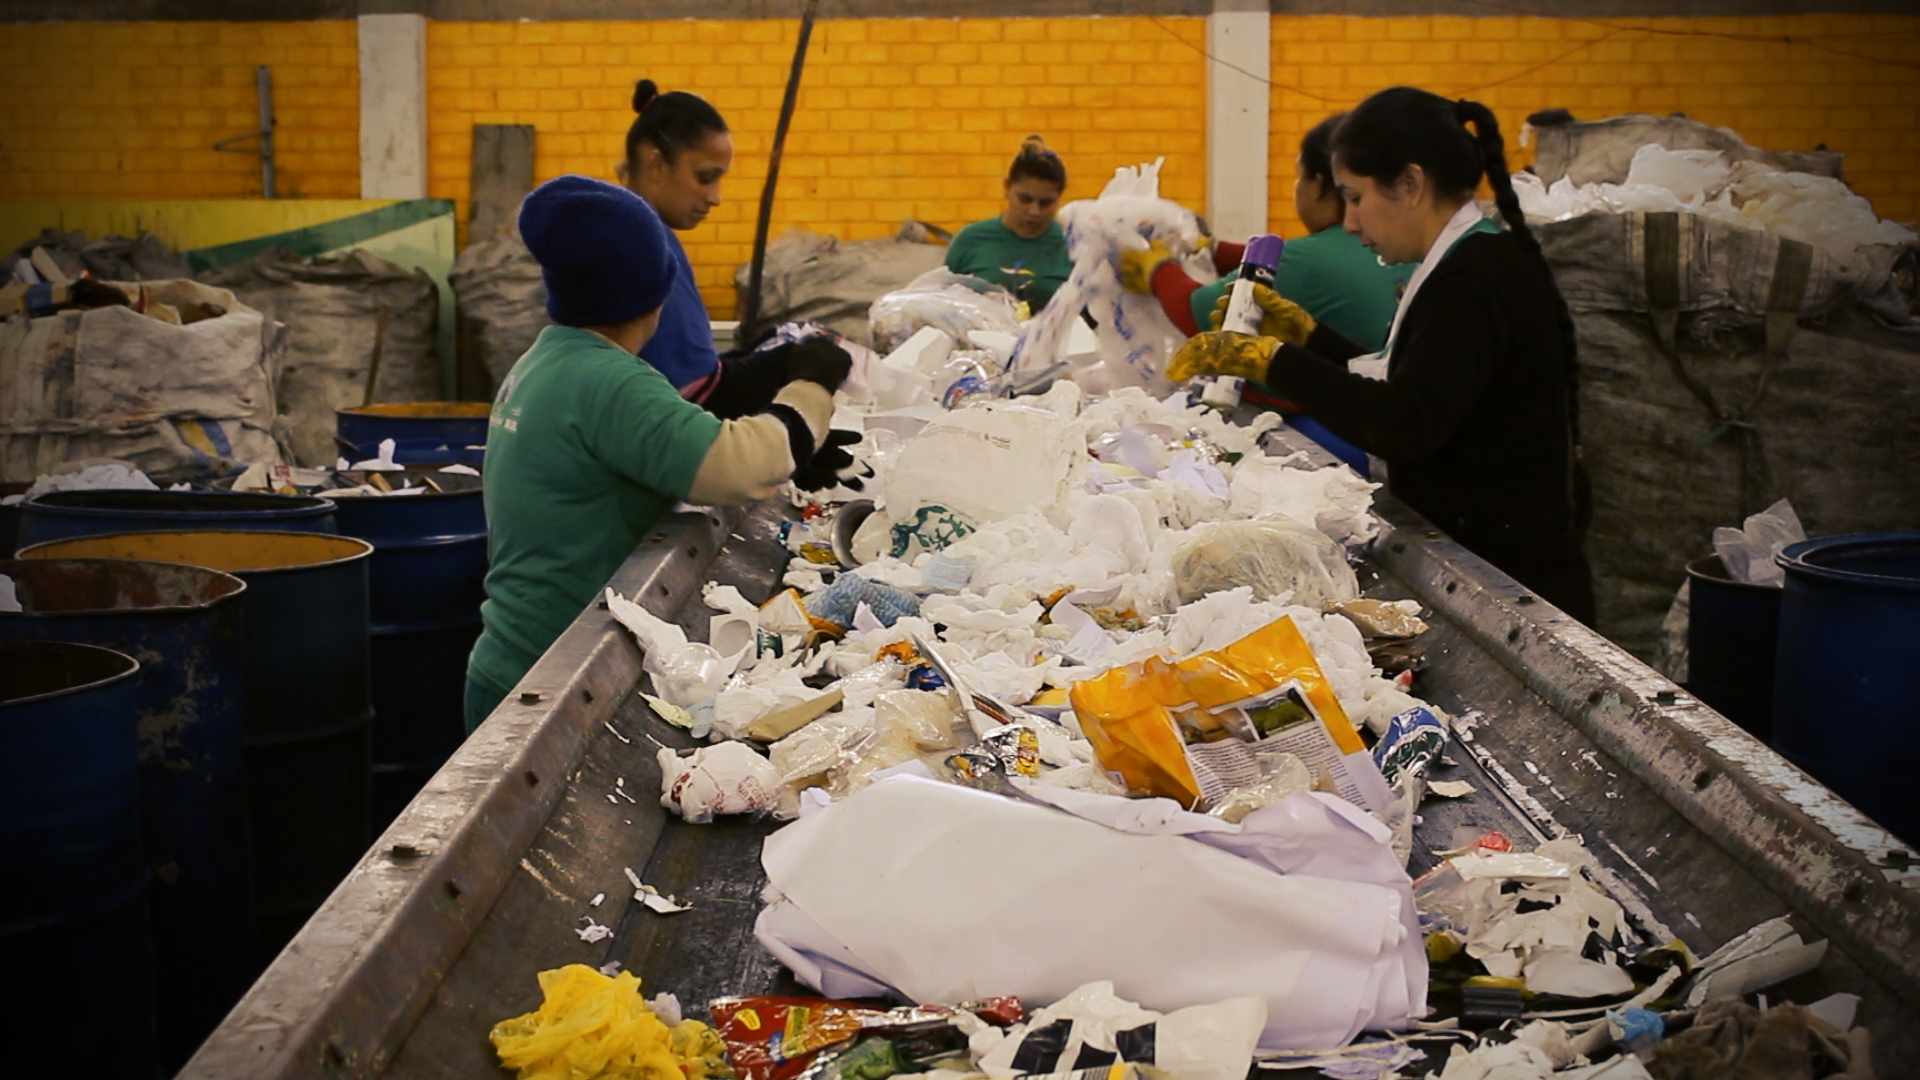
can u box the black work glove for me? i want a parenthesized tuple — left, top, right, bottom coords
(704, 336, 855, 419)
(790, 429, 871, 493)
(703, 349, 791, 419)
(784, 337, 853, 393)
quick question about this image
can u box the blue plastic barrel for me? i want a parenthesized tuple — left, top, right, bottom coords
(16, 489, 337, 550)
(0, 558, 250, 1071)
(1773, 532, 1920, 844)
(1684, 554, 1782, 743)
(336, 402, 491, 464)
(19, 530, 376, 960)
(329, 473, 487, 827)
(1, 640, 159, 1078)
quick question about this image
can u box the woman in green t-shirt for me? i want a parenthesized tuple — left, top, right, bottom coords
(943, 136, 1073, 314)
(464, 177, 858, 733)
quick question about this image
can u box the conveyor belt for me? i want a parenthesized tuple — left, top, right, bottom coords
(181, 430, 1920, 1078)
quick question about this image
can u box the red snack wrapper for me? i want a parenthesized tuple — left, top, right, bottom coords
(708, 995, 1026, 1080)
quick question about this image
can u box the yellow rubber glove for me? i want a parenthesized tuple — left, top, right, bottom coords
(1168, 331, 1279, 384)
(1210, 282, 1318, 345)
(1118, 240, 1173, 295)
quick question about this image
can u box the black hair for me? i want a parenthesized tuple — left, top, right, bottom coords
(1335, 87, 1579, 436)
(1299, 112, 1345, 204)
(1330, 86, 1541, 261)
(625, 79, 728, 169)
(1007, 134, 1066, 190)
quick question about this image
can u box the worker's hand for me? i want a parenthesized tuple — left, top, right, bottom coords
(1118, 240, 1174, 295)
(1209, 283, 1317, 346)
(791, 429, 870, 492)
(1167, 331, 1279, 384)
(784, 337, 853, 392)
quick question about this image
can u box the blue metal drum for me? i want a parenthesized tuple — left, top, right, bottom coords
(0, 558, 251, 1071)
(18, 530, 375, 961)
(335, 402, 491, 464)
(0, 640, 157, 1078)
(16, 489, 336, 550)
(329, 472, 486, 828)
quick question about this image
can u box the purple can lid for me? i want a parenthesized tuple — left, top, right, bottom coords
(1243, 234, 1285, 271)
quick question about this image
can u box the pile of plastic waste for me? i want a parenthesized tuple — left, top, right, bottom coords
(562, 160, 1879, 1080)
(224, 440, 480, 499)
(0, 461, 170, 504)
(1514, 143, 1917, 257)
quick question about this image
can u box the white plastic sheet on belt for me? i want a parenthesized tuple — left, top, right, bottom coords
(755, 775, 1425, 1052)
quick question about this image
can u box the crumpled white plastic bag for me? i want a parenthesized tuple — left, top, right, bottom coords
(1623, 144, 1732, 207)
(16, 461, 159, 500)
(1011, 158, 1203, 392)
(1711, 497, 1805, 586)
(881, 402, 1084, 529)
(657, 741, 785, 824)
(1228, 453, 1381, 547)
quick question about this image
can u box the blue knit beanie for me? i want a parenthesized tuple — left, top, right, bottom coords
(519, 175, 677, 327)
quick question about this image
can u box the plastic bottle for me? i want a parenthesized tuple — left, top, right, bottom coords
(1204, 234, 1285, 412)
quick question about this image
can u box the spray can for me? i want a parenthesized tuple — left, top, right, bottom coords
(1196, 235, 1284, 412)
(1221, 234, 1285, 336)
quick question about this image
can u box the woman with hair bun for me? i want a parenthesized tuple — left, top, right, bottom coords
(1170, 87, 1594, 622)
(614, 79, 855, 422)
(944, 135, 1073, 312)
(614, 79, 734, 402)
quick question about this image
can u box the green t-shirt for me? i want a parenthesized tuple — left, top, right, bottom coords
(1192, 226, 1414, 353)
(467, 325, 721, 702)
(944, 217, 1072, 312)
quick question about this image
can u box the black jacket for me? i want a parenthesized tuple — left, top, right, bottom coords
(1263, 229, 1592, 618)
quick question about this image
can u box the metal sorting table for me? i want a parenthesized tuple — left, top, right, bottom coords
(181, 430, 1920, 1078)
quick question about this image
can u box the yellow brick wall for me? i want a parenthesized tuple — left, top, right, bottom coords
(1266, 13, 1920, 238)
(0, 21, 360, 200)
(5, 13, 1914, 318)
(427, 16, 1208, 318)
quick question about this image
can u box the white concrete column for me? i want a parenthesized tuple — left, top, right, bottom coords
(1205, 0, 1271, 242)
(358, 13, 429, 200)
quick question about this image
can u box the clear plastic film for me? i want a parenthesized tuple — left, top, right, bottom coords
(869, 268, 1023, 355)
(1172, 518, 1360, 609)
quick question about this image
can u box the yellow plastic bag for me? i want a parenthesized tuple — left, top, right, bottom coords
(490, 964, 734, 1080)
(1070, 615, 1371, 810)
(1219, 617, 1365, 756)
(1071, 665, 1205, 809)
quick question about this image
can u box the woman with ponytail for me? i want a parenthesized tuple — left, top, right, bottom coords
(1170, 86, 1593, 622)
(944, 135, 1073, 312)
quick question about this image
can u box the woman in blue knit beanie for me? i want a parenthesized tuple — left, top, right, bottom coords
(464, 175, 859, 733)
